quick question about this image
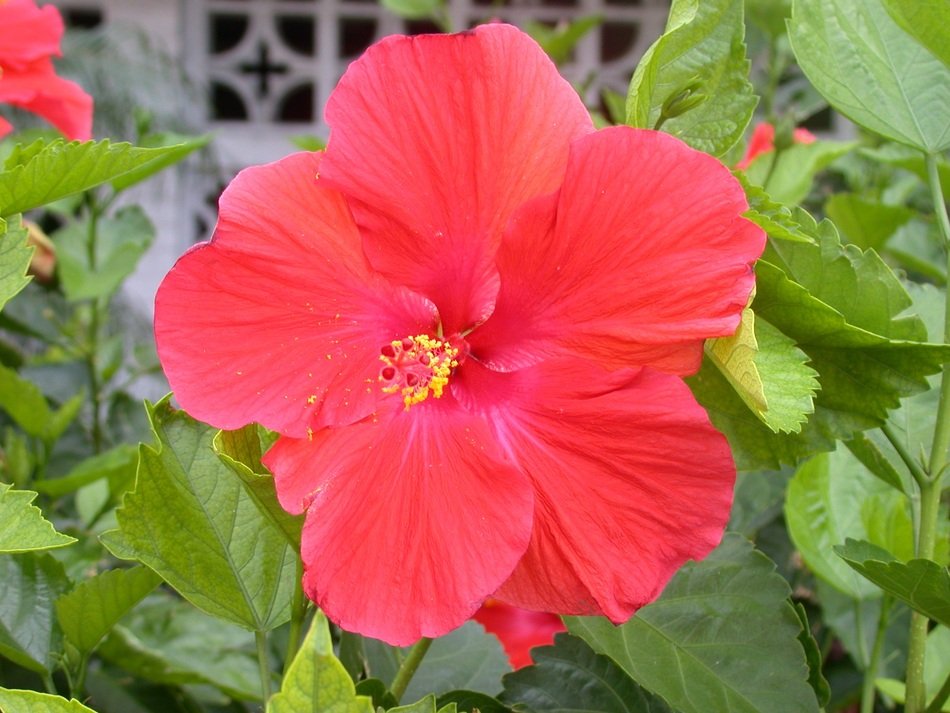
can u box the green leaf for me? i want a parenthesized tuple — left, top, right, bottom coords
(743, 139, 856, 205)
(0, 363, 50, 438)
(836, 539, 950, 626)
(56, 566, 161, 655)
(738, 176, 816, 244)
(0, 688, 98, 713)
(626, 0, 756, 156)
(567, 535, 819, 713)
(386, 696, 439, 713)
(525, 17, 603, 65)
(0, 553, 69, 673)
(98, 595, 264, 701)
(399, 622, 511, 704)
(881, 0, 950, 69)
(0, 216, 33, 312)
(501, 632, 675, 712)
(728, 470, 791, 538)
(213, 426, 302, 552)
(876, 625, 950, 711)
(789, 0, 950, 152)
(824, 193, 915, 251)
(266, 611, 373, 713)
(110, 132, 210, 192)
(785, 448, 915, 598)
(792, 603, 831, 707)
(0, 483, 76, 553)
(55, 206, 155, 302)
(32, 445, 138, 498)
(379, 0, 443, 20)
(436, 691, 512, 713)
(103, 398, 297, 631)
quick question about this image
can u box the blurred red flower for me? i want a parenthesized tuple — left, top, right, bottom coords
(0, 0, 93, 140)
(735, 121, 816, 170)
(473, 600, 565, 669)
(155, 24, 764, 645)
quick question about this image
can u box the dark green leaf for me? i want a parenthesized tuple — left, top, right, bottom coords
(0, 216, 32, 312)
(785, 449, 914, 598)
(266, 612, 374, 713)
(0, 688, 98, 713)
(835, 539, 950, 626)
(792, 604, 831, 707)
(728, 470, 791, 538)
(0, 139, 210, 217)
(102, 398, 297, 631)
(56, 566, 161, 655)
(789, 0, 950, 152)
(213, 426, 302, 552)
(0, 553, 69, 673)
(55, 206, 154, 302)
(0, 484, 76, 553)
(627, 0, 756, 156)
(568, 535, 819, 713)
(437, 691, 512, 713)
(501, 632, 674, 712)
(881, 0, 950, 69)
(98, 595, 264, 701)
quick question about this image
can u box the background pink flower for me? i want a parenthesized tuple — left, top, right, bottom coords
(155, 24, 764, 645)
(473, 600, 566, 669)
(0, 0, 93, 140)
(735, 121, 817, 170)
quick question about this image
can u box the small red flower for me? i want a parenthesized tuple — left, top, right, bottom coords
(0, 0, 93, 141)
(473, 600, 565, 669)
(155, 25, 764, 645)
(735, 121, 817, 170)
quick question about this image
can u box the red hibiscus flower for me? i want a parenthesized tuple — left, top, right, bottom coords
(155, 24, 764, 645)
(735, 121, 817, 170)
(0, 0, 93, 141)
(473, 600, 566, 669)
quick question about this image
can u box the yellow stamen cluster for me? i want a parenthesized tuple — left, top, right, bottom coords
(379, 335, 459, 410)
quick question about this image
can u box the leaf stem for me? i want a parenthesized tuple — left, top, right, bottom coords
(255, 630, 272, 703)
(906, 151, 950, 713)
(881, 422, 928, 488)
(860, 596, 891, 713)
(282, 558, 308, 676)
(926, 669, 950, 713)
(84, 194, 104, 454)
(389, 637, 433, 703)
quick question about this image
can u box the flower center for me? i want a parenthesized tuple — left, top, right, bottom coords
(379, 335, 460, 409)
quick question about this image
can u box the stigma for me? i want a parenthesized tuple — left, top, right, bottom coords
(378, 335, 460, 409)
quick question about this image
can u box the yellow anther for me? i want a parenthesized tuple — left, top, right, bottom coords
(378, 334, 459, 410)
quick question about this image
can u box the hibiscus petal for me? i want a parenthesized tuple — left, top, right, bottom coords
(470, 127, 764, 375)
(320, 23, 594, 334)
(155, 152, 437, 436)
(0, 58, 93, 141)
(0, 0, 63, 69)
(263, 398, 534, 645)
(472, 599, 565, 669)
(455, 358, 734, 621)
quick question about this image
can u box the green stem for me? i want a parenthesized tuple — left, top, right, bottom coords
(389, 637, 433, 703)
(882, 422, 929, 488)
(861, 597, 891, 713)
(282, 558, 308, 676)
(926, 669, 950, 713)
(256, 630, 272, 703)
(71, 652, 90, 700)
(41, 671, 57, 696)
(906, 152, 950, 713)
(84, 196, 104, 454)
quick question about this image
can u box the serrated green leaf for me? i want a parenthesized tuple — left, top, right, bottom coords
(0, 484, 76, 553)
(567, 535, 819, 713)
(825, 193, 915, 251)
(0, 553, 69, 673)
(0, 688, 98, 713)
(500, 632, 674, 712)
(881, 0, 950, 69)
(0, 363, 50, 438)
(738, 175, 816, 244)
(105, 398, 296, 631)
(792, 603, 831, 707)
(55, 206, 154, 302)
(436, 691, 512, 713)
(266, 611, 374, 713)
(789, 0, 950, 152)
(836, 539, 950, 627)
(399, 622, 510, 704)
(213, 426, 302, 552)
(56, 566, 161, 655)
(0, 139, 210, 217)
(626, 0, 756, 156)
(387, 696, 438, 713)
(98, 595, 263, 701)
(111, 133, 210, 192)
(785, 448, 915, 599)
(0, 216, 33, 312)
(743, 139, 856, 205)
